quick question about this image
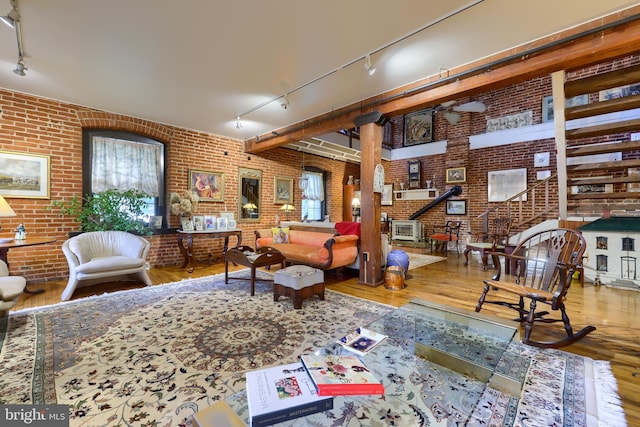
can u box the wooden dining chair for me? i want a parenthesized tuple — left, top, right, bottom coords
(475, 228, 595, 348)
(429, 220, 462, 255)
(463, 217, 512, 270)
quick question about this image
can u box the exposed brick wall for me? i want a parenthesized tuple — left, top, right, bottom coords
(3, 54, 639, 282)
(0, 91, 351, 283)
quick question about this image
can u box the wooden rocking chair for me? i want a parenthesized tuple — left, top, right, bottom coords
(475, 228, 595, 348)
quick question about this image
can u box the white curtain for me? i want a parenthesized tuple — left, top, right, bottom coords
(92, 136, 160, 196)
(302, 171, 324, 201)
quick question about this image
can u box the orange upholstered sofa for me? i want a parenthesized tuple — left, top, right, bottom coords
(254, 228, 359, 271)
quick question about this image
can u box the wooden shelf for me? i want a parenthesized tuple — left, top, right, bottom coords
(566, 140, 640, 157)
(394, 188, 439, 200)
(566, 158, 640, 172)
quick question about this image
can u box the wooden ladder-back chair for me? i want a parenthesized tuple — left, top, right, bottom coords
(475, 228, 595, 348)
(464, 217, 512, 270)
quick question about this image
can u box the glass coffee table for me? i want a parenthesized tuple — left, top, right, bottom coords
(226, 298, 522, 426)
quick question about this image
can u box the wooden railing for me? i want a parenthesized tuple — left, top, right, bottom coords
(478, 174, 559, 235)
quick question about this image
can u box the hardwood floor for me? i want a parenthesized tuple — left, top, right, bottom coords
(10, 253, 640, 425)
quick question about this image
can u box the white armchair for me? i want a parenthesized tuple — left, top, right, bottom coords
(0, 260, 26, 316)
(61, 231, 152, 301)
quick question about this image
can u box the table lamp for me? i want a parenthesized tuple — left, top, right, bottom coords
(0, 195, 16, 232)
(280, 204, 296, 221)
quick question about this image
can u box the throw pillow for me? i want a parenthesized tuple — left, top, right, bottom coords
(271, 227, 290, 244)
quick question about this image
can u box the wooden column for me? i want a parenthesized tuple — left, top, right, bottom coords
(356, 112, 386, 286)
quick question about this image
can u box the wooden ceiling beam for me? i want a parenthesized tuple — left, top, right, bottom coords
(244, 10, 640, 154)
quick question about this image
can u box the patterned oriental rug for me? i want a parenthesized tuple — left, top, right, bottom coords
(0, 270, 625, 427)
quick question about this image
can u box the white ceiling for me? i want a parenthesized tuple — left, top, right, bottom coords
(0, 0, 637, 144)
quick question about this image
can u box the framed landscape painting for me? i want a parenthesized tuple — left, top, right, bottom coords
(0, 150, 50, 199)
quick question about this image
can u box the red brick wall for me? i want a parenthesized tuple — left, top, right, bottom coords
(0, 91, 351, 283)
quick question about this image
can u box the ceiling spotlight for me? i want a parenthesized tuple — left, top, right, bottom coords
(0, 0, 19, 29)
(364, 55, 376, 76)
(280, 94, 290, 110)
(235, 115, 242, 129)
(13, 59, 26, 76)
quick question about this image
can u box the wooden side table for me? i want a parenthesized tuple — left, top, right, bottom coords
(177, 229, 242, 273)
(0, 236, 57, 294)
(225, 246, 285, 295)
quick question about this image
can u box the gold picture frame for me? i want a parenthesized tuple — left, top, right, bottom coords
(446, 167, 466, 184)
(0, 150, 50, 199)
(274, 176, 293, 204)
(188, 169, 224, 202)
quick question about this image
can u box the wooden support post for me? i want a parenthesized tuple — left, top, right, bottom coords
(356, 112, 386, 286)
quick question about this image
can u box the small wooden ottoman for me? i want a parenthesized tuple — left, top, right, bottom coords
(273, 265, 325, 309)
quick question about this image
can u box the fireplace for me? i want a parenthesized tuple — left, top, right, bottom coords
(391, 220, 423, 242)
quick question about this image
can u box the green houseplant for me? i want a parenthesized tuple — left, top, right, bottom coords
(47, 188, 153, 236)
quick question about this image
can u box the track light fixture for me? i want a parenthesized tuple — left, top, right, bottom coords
(13, 58, 25, 76)
(3, 0, 26, 76)
(280, 93, 290, 110)
(235, 115, 242, 129)
(0, 0, 18, 28)
(364, 55, 376, 76)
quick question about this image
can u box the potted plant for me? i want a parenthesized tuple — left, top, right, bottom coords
(47, 188, 153, 236)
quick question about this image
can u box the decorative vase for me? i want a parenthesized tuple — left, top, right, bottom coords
(347, 176, 354, 185)
(387, 249, 409, 277)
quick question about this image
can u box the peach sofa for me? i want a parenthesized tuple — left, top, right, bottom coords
(254, 228, 358, 271)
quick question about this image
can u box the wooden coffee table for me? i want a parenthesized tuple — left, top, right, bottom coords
(224, 246, 285, 295)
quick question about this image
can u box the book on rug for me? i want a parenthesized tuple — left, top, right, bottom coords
(192, 400, 246, 427)
(300, 354, 384, 396)
(246, 361, 334, 427)
(337, 327, 388, 356)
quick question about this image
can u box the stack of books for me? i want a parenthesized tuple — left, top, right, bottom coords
(245, 327, 386, 426)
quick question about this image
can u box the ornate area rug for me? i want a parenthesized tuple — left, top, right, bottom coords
(0, 270, 625, 426)
(0, 270, 393, 426)
(406, 252, 446, 270)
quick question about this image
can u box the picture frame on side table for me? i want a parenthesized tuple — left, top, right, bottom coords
(446, 199, 467, 215)
(192, 215, 204, 231)
(216, 217, 228, 231)
(204, 215, 216, 229)
(0, 150, 51, 199)
(181, 218, 194, 231)
(228, 219, 237, 229)
(220, 211, 234, 221)
(446, 167, 466, 184)
(148, 215, 163, 229)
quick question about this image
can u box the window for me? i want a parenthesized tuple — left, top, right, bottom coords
(622, 237, 635, 252)
(83, 130, 166, 224)
(596, 236, 608, 250)
(596, 255, 608, 271)
(300, 169, 326, 221)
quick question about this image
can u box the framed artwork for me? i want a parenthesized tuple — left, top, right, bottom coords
(0, 150, 50, 199)
(216, 217, 228, 231)
(599, 84, 640, 101)
(446, 167, 466, 183)
(571, 176, 613, 195)
(148, 215, 163, 229)
(192, 215, 204, 231)
(488, 168, 528, 202)
(228, 219, 237, 229)
(204, 215, 216, 229)
(541, 94, 589, 123)
(220, 211, 234, 221)
(403, 108, 433, 146)
(446, 199, 467, 215)
(188, 169, 224, 202)
(274, 176, 293, 204)
(381, 184, 393, 206)
(181, 218, 194, 231)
